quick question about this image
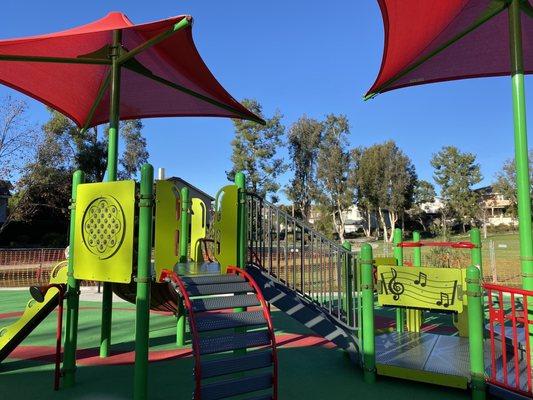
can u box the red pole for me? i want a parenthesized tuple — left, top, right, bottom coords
(54, 288, 65, 391)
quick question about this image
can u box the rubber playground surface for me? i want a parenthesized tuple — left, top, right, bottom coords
(0, 289, 468, 400)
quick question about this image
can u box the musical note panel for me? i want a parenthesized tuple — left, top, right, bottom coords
(377, 266, 464, 312)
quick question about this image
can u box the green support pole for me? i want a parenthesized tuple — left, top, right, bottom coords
(235, 172, 247, 269)
(100, 29, 122, 358)
(234, 172, 247, 351)
(408, 231, 423, 332)
(176, 186, 190, 346)
(133, 164, 154, 400)
(343, 241, 354, 326)
(392, 228, 405, 333)
(470, 228, 483, 276)
(466, 265, 486, 400)
(361, 243, 376, 384)
(509, 0, 533, 292)
(62, 170, 85, 388)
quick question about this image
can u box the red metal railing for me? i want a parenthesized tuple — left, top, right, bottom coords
(398, 241, 475, 249)
(484, 283, 533, 397)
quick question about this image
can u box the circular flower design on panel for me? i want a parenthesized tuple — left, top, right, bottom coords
(81, 196, 125, 260)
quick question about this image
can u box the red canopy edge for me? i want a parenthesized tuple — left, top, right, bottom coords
(364, 0, 533, 99)
(0, 12, 264, 127)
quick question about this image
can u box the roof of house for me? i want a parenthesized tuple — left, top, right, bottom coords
(167, 177, 214, 202)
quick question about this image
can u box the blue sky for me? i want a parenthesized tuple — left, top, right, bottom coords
(1, 1, 530, 199)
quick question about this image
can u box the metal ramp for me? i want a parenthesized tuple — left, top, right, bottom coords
(164, 267, 278, 400)
(246, 263, 359, 363)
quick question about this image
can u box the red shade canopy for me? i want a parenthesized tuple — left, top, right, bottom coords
(366, 0, 533, 98)
(0, 12, 263, 127)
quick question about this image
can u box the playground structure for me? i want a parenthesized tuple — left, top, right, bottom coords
(1, 3, 533, 400)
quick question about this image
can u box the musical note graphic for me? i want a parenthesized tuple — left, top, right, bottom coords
(436, 292, 450, 308)
(387, 268, 405, 300)
(413, 271, 427, 287)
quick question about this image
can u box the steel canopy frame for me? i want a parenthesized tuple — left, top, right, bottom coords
(366, 0, 533, 293)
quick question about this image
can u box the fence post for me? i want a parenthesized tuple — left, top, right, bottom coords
(466, 265, 486, 400)
(134, 164, 154, 400)
(393, 228, 405, 333)
(343, 241, 353, 326)
(361, 243, 376, 383)
(62, 170, 85, 388)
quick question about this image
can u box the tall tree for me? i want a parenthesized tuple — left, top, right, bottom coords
(431, 146, 482, 233)
(314, 114, 353, 242)
(356, 141, 416, 242)
(408, 179, 436, 231)
(12, 111, 149, 225)
(0, 96, 37, 181)
(493, 151, 533, 218)
(285, 115, 323, 221)
(227, 99, 286, 201)
(349, 147, 373, 237)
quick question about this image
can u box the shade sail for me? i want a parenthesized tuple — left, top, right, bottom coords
(366, 0, 533, 98)
(0, 12, 263, 127)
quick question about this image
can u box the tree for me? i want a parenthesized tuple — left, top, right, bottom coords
(227, 99, 286, 201)
(493, 151, 533, 218)
(0, 96, 38, 181)
(11, 110, 149, 225)
(285, 115, 323, 221)
(355, 141, 416, 242)
(349, 147, 373, 237)
(431, 146, 482, 233)
(408, 180, 436, 231)
(314, 114, 353, 242)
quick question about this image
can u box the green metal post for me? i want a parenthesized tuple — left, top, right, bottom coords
(408, 231, 423, 332)
(179, 187, 190, 262)
(234, 172, 247, 350)
(343, 241, 354, 326)
(235, 172, 247, 269)
(392, 228, 405, 332)
(361, 243, 376, 384)
(509, 0, 533, 291)
(133, 164, 154, 400)
(62, 170, 85, 388)
(176, 186, 190, 346)
(466, 265, 486, 400)
(100, 29, 122, 358)
(470, 228, 483, 276)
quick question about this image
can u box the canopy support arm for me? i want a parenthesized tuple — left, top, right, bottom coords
(80, 71, 112, 132)
(124, 64, 265, 124)
(117, 16, 191, 66)
(364, 0, 508, 100)
(0, 54, 110, 64)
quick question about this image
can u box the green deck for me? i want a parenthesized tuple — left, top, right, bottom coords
(0, 290, 469, 400)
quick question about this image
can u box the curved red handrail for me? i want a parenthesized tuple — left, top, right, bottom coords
(398, 241, 476, 249)
(227, 265, 278, 400)
(160, 269, 202, 400)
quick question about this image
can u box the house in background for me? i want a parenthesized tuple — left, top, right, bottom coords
(0, 181, 11, 225)
(476, 186, 517, 226)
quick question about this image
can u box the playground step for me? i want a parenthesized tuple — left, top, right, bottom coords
(200, 350, 273, 378)
(196, 311, 266, 332)
(186, 282, 253, 296)
(192, 294, 260, 312)
(242, 396, 273, 400)
(198, 331, 271, 355)
(200, 372, 273, 400)
(181, 274, 245, 286)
